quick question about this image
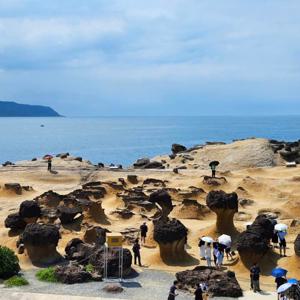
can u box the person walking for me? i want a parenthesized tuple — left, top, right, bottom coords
(205, 243, 212, 267)
(278, 231, 287, 257)
(194, 283, 203, 300)
(132, 239, 142, 267)
(216, 246, 224, 269)
(250, 262, 261, 293)
(168, 281, 179, 300)
(47, 158, 52, 172)
(140, 222, 148, 244)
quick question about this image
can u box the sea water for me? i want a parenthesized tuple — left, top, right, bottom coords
(0, 116, 299, 166)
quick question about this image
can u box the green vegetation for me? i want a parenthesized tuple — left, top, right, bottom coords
(85, 263, 94, 273)
(36, 267, 58, 283)
(4, 275, 29, 287)
(0, 246, 20, 279)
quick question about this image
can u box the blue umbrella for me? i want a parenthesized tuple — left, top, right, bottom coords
(288, 278, 298, 285)
(272, 268, 288, 278)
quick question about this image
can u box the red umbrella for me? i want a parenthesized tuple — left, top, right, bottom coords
(43, 154, 53, 160)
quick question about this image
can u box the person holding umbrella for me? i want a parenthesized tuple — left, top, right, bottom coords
(209, 161, 219, 178)
(43, 155, 53, 172)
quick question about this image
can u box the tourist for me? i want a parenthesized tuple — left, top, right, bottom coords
(272, 230, 279, 248)
(168, 280, 179, 300)
(205, 243, 212, 267)
(250, 262, 261, 293)
(275, 276, 287, 289)
(277, 230, 287, 257)
(216, 246, 224, 269)
(132, 238, 142, 267)
(47, 158, 52, 172)
(194, 283, 203, 300)
(213, 242, 218, 266)
(140, 222, 148, 244)
(199, 238, 206, 260)
(210, 164, 217, 178)
(225, 243, 233, 261)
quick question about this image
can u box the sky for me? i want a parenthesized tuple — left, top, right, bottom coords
(0, 0, 299, 116)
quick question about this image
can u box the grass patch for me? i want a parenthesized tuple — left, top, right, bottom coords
(4, 275, 29, 287)
(36, 267, 58, 283)
(85, 263, 94, 273)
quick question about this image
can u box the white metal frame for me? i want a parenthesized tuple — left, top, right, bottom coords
(103, 243, 124, 282)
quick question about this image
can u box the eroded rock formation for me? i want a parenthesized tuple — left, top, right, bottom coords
(206, 190, 238, 234)
(176, 266, 243, 298)
(237, 215, 274, 266)
(294, 234, 300, 256)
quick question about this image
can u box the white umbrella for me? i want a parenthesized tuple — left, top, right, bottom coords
(218, 234, 232, 247)
(202, 236, 214, 243)
(277, 282, 292, 294)
(275, 223, 288, 232)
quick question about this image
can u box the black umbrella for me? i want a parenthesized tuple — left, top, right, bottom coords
(209, 161, 220, 167)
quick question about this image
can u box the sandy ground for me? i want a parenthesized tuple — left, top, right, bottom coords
(0, 140, 300, 296)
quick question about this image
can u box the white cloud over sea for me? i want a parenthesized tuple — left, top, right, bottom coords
(0, 0, 299, 115)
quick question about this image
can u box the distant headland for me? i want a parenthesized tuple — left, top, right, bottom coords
(0, 101, 61, 117)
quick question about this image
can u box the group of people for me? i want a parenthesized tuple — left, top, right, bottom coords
(198, 238, 232, 269)
(168, 281, 208, 300)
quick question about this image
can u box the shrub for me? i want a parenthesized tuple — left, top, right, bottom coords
(36, 267, 58, 283)
(4, 275, 29, 287)
(85, 263, 94, 273)
(0, 246, 20, 279)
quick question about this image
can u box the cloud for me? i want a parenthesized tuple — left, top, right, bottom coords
(0, 0, 299, 115)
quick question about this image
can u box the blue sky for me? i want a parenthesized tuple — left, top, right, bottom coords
(0, 0, 299, 116)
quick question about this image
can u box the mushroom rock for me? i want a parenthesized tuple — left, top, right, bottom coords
(171, 143, 187, 154)
(19, 200, 41, 224)
(294, 234, 300, 256)
(176, 266, 243, 298)
(4, 213, 26, 230)
(22, 223, 61, 264)
(65, 238, 94, 262)
(174, 199, 210, 219)
(153, 218, 188, 261)
(57, 206, 83, 224)
(55, 264, 92, 284)
(236, 215, 274, 266)
(34, 190, 64, 207)
(84, 226, 110, 246)
(206, 190, 238, 234)
(149, 189, 173, 220)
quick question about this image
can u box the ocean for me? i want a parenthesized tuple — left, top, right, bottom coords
(0, 116, 299, 166)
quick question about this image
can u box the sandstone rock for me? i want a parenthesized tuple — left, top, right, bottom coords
(2, 161, 14, 167)
(111, 208, 134, 219)
(174, 199, 210, 219)
(84, 226, 110, 246)
(294, 234, 300, 256)
(143, 178, 166, 187)
(172, 144, 187, 154)
(58, 206, 83, 224)
(206, 190, 238, 234)
(74, 157, 83, 162)
(176, 266, 243, 298)
(4, 183, 22, 195)
(56, 152, 70, 159)
(103, 283, 124, 293)
(133, 158, 150, 168)
(149, 189, 173, 220)
(127, 175, 138, 184)
(4, 213, 26, 230)
(34, 190, 64, 207)
(203, 176, 227, 186)
(153, 218, 188, 261)
(143, 161, 164, 169)
(19, 200, 41, 222)
(237, 215, 274, 266)
(22, 223, 61, 264)
(239, 198, 254, 207)
(55, 264, 92, 284)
